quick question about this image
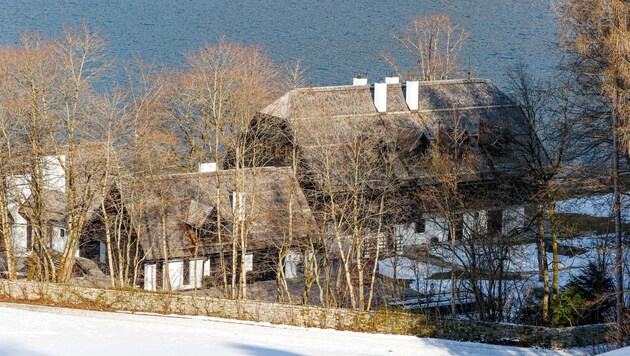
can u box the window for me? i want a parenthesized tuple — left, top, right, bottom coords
(415, 218, 426, 233)
(395, 234, 403, 255)
(183, 258, 190, 285)
(60, 228, 66, 238)
(455, 219, 464, 240)
(448, 214, 463, 240)
(488, 210, 503, 235)
(378, 234, 387, 250)
(47, 225, 53, 247)
(26, 224, 33, 251)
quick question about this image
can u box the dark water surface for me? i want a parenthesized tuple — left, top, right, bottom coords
(0, 1, 558, 87)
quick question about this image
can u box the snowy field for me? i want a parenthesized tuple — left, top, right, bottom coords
(0, 303, 592, 356)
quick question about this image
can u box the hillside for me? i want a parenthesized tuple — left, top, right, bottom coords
(0, 303, 591, 356)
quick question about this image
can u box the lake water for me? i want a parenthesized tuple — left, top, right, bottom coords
(0, 1, 558, 88)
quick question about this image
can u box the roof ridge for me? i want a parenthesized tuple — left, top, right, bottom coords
(291, 78, 492, 92)
(161, 166, 292, 179)
(417, 78, 492, 86)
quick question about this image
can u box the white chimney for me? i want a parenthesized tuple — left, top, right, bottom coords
(385, 76, 400, 84)
(405, 81, 419, 111)
(353, 77, 368, 86)
(198, 162, 217, 173)
(373, 82, 387, 113)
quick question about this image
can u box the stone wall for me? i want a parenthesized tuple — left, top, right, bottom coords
(0, 280, 607, 348)
(0, 280, 427, 335)
(434, 319, 608, 348)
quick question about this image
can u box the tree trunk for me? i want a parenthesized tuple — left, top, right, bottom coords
(547, 200, 559, 301)
(613, 90, 624, 346)
(0, 184, 16, 280)
(537, 203, 549, 323)
(366, 194, 386, 311)
(160, 207, 171, 291)
(450, 220, 457, 317)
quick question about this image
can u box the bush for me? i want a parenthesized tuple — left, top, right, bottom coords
(517, 287, 546, 325)
(551, 287, 587, 327)
(562, 260, 614, 325)
(552, 261, 614, 326)
(202, 276, 214, 289)
(517, 261, 614, 326)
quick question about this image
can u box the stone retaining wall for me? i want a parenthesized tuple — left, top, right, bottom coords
(0, 280, 425, 335)
(0, 280, 607, 348)
(434, 319, 608, 348)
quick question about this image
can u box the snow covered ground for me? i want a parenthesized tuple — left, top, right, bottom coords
(600, 347, 630, 355)
(0, 302, 591, 356)
(556, 194, 630, 221)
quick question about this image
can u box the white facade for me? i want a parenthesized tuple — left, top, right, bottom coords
(143, 258, 208, 291)
(144, 264, 156, 291)
(41, 155, 66, 192)
(50, 225, 69, 253)
(244, 252, 253, 272)
(396, 214, 449, 248)
(397, 206, 526, 249)
(284, 250, 301, 279)
(8, 201, 29, 257)
(463, 210, 488, 238)
(99, 242, 107, 264)
(502, 205, 526, 235)
(5, 155, 71, 258)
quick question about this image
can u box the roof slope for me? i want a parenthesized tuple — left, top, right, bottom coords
(129, 167, 315, 261)
(261, 79, 522, 133)
(260, 79, 528, 185)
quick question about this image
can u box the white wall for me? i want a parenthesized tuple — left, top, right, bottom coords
(397, 214, 450, 249)
(203, 258, 210, 277)
(8, 201, 29, 257)
(10, 224, 28, 257)
(99, 242, 106, 264)
(396, 223, 416, 246)
(168, 260, 184, 290)
(425, 215, 449, 242)
(4, 155, 67, 258)
(463, 210, 488, 239)
(144, 263, 156, 291)
(244, 253, 253, 272)
(144, 258, 206, 292)
(284, 250, 300, 279)
(398, 205, 525, 248)
(41, 155, 65, 192)
(7, 176, 31, 202)
(50, 225, 66, 252)
(503, 205, 525, 235)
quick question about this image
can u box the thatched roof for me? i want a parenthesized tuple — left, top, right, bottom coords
(128, 166, 316, 261)
(19, 189, 67, 224)
(260, 79, 527, 186)
(262, 79, 521, 133)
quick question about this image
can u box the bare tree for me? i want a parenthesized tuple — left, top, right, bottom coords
(384, 14, 469, 81)
(0, 50, 20, 280)
(418, 119, 475, 317)
(160, 38, 279, 298)
(556, 0, 629, 344)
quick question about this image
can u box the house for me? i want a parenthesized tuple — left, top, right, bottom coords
(80, 165, 316, 291)
(251, 77, 532, 252)
(4, 156, 72, 261)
